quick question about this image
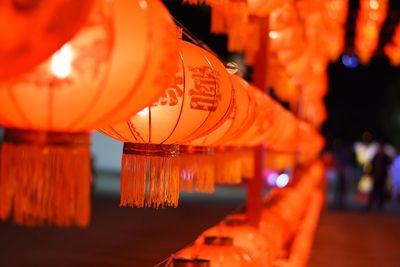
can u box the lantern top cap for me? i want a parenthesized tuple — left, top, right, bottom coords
(172, 258, 210, 267)
(204, 236, 233, 246)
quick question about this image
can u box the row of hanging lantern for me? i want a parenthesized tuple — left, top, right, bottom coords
(355, 0, 389, 64)
(169, 160, 325, 267)
(98, 38, 325, 210)
(325, 0, 349, 61)
(385, 22, 400, 66)
(0, 0, 325, 229)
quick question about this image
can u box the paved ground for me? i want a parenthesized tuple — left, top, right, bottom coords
(1, 172, 400, 267)
(309, 208, 400, 267)
(0, 173, 246, 267)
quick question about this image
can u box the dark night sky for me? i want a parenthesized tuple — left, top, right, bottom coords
(323, 57, 399, 145)
(165, 0, 400, 147)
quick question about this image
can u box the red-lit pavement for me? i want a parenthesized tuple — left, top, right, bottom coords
(309, 210, 400, 267)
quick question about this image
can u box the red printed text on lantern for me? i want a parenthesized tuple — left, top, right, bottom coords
(188, 66, 221, 111)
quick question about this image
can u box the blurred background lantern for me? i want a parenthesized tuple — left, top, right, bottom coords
(384, 22, 400, 66)
(230, 87, 274, 147)
(270, 64, 300, 110)
(355, 0, 389, 64)
(170, 258, 211, 267)
(248, 0, 290, 18)
(263, 104, 298, 152)
(324, 0, 349, 61)
(99, 40, 234, 208)
(195, 213, 271, 267)
(0, 0, 95, 80)
(0, 0, 179, 227)
(297, 122, 325, 164)
(176, 236, 257, 267)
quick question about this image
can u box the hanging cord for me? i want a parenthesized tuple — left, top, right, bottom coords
(173, 17, 243, 75)
(174, 17, 217, 57)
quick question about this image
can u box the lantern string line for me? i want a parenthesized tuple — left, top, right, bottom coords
(173, 17, 218, 57)
(152, 202, 246, 267)
(173, 17, 246, 75)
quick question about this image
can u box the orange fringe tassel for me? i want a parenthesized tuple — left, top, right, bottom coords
(244, 18, 261, 65)
(179, 146, 215, 193)
(214, 148, 243, 184)
(211, 1, 249, 52)
(211, 4, 229, 34)
(120, 143, 180, 208)
(227, 2, 249, 52)
(239, 147, 254, 179)
(0, 129, 91, 227)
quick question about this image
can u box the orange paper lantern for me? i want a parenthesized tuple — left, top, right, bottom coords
(180, 75, 254, 187)
(195, 214, 271, 267)
(99, 40, 234, 208)
(0, 0, 95, 80)
(170, 258, 210, 267)
(230, 87, 274, 147)
(0, 0, 179, 227)
(248, 0, 290, 17)
(176, 236, 257, 267)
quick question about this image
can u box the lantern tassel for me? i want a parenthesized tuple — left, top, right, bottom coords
(214, 149, 243, 184)
(0, 129, 91, 227)
(120, 143, 180, 208)
(179, 146, 215, 194)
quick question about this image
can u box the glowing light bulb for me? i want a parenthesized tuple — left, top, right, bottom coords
(50, 44, 73, 79)
(276, 173, 289, 188)
(139, 0, 148, 9)
(269, 31, 279, 40)
(369, 0, 379, 10)
(341, 54, 359, 68)
(137, 107, 149, 116)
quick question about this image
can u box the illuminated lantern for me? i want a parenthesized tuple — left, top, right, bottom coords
(258, 212, 285, 261)
(231, 87, 274, 147)
(225, 81, 257, 146)
(325, 0, 349, 60)
(181, 75, 254, 188)
(176, 236, 257, 267)
(0, 0, 95, 80)
(0, 0, 179, 227)
(326, 0, 349, 25)
(355, 0, 389, 64)
(170, 258, 210, 267)
(297, 122, 325, 164)
(99, 40, 234, 208)
(285, 52, 312, 86)
(269, 1, 304, 57)
(264, 151, 295, 171)
(270, 26, 303, 53)
(244, 18, 260, 65)
(195, 214, 271, 267)
(263, 104, 299, 152)
(301, 97, 327, 128)
(183, 0, 249, 53)
(225, 87, 275, 177)
(384, 22, 400, 66)
(248, 0, 290, 18)
(327, 27, 346, 61)
(271, 66, 300, 109)
(384, 44, 400, 66)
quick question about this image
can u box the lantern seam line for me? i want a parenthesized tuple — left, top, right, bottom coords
(160, 52, 186, 144)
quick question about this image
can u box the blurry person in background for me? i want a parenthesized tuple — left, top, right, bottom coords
(389, 154, 400, 201)
(367, 141, 392, 211)
(333, 140, 348, 209)
(322, 150, 337, 206)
